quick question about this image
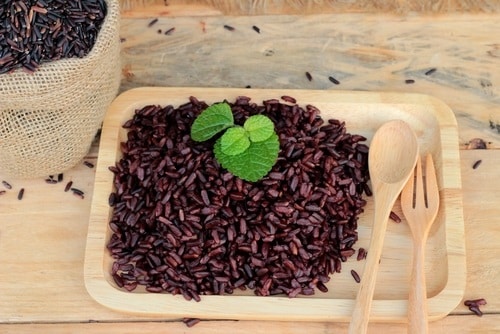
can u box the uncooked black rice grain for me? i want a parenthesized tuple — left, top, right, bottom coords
(183, 318, 201, 327)
(252, 25, 261, 33)
(18, 188, 25, 200)
(351, 269, 361, 283)
(84, 161, 95, 168)
(224, 24, 235, 31)
(108, 193, 117, 206)
(472, 160, 482, 169)
(405, 79, 415, 84)
(281, 95, 297, 104)
(2, 181, 12, 190)
(164, 27, 175, 35)
(64, 181, 73, 192)
(71, 188, 84, 196)
(328, 76, 340, 85)
(148, 18, 159, 27)
(464, 298, 487, 306)
(58, 173, 64, 182)
(469, 305, 483, 317)
(389, 211, 402, 223)
(305, 71, 313, 81)
(425, 68, 437, 75)
(466, 138, 487, 150)
(357, 248, 367, 261)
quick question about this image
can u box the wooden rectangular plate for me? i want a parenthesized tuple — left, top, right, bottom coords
(84, 87, 465, 322)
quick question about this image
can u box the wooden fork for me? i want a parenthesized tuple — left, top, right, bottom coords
(400, 154, 440, 334)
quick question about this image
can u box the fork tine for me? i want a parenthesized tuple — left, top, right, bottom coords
(425, 154, 440, 212)
(414, 155, 424, 209)
(401, 155, 422, 209)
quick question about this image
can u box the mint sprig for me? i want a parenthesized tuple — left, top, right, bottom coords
(190, 102, 279, 182)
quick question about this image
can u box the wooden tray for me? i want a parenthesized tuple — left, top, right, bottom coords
(84, 87, 465, 322)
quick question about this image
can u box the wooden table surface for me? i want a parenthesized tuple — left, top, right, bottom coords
(1, 5, 499, 333)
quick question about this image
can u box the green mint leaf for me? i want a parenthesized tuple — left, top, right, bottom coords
(220, 126, 250, 156)
(191, 102, 234, 142)
(243, 115, 275, 142)
(214, 133, 280, 182)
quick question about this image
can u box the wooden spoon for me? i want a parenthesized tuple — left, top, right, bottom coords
(348, 120, 419, 334)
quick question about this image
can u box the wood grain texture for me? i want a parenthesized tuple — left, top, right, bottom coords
(119, 0, 500, 15)
(118, 14, 500, 147)
(1, 315, 500, 334)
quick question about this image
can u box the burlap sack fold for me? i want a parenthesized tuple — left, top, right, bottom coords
(0, 0, 121, 179)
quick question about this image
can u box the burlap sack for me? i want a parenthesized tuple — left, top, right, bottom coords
(0, 0, 121, 179)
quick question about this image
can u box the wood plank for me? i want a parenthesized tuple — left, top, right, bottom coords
(120, 3, 223, 18)
(118, 14, 500, 147)
(459, 149, 500, 313)
(1, 314, 499, 334)
(118, 0, 500, 16)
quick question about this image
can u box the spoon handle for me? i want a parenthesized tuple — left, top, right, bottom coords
(348, 202, 393, 334)
(408, 239, 429, 334)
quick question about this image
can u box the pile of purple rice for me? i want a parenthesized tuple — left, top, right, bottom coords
(107, 96, 371, 301)
(0, 0, 107, 74)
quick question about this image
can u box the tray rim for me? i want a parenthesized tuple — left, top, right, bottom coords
(84, 87, 466, 322)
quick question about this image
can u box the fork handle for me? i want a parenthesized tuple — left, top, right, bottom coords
(408, 239, 429, 334)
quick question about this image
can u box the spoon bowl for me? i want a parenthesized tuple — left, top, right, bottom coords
(368, 122, 420, 185)
(348, 120, 419, 334)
